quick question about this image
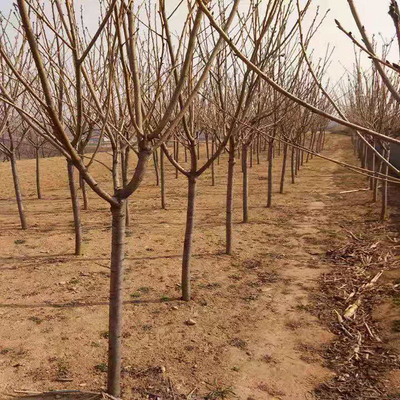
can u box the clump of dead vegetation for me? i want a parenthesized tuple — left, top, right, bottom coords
(313, 229, 400, 399)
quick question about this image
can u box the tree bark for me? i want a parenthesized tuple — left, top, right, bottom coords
(160, 147, 166, 209)
(267, 139, 274, 207)
(291, 145, 295, 184)
(67, 160, 82, 256)
(205, 133, 210, 160)
(175, 140, 179, 179)
(211, 138, 215, 186)
(124, 148, 131, 227)
(280, 143, 288, 194)
(81, 178, 89, 210)
(120, 149, 131, 226)
(181, 176, 197, 301)
(381, 148, 390, 221)
(242, 144, 248, 222)
(153, 150, 160, 186)
(107, 200, 126, 398)
(36, 148, 42, 200)
(226, 137, 235, 255)
(10, 151, 27, 230)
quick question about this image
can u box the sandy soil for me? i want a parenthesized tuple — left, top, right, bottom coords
(0, 134, 388, 399)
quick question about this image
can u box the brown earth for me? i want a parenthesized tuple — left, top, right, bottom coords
(0, 134, 398, 399)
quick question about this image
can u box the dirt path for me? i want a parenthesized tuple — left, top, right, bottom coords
(223, 145, 349, 399)
(0, 134, 364, 399)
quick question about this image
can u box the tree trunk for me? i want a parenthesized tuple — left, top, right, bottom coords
(124, 148, 131, 227)
(267, 140, 274, 207)
(226, 138, 235, 255)
(160, 147, 166, 209)
(308, 132, 315, 162)
(10, 151, 27, 230)
(175, 141, 179, 179)
(205, 133, 210, 160)
(280, 143, 288, 194)
(381, 148, 390, 221)
(291, 145, 295, 184)
(242, 144, 248, 223)
(120, 149, 130, 226)
(373, 158, 381, 203)
(67, 160, 82, 256)
(107, 200, 126, 398)
(153, 150, 160, 187)
(79, 154, 89, 211)
(36, 148, 42, 200)
(81, 177, 89, 210)
(211, 138, 215, 186)
(370, 145, 374, 191)
(181, 176, 197, 301)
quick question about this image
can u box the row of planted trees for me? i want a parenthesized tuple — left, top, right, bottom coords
(1, 0, 400, 397)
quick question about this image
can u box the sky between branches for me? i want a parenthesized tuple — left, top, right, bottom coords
(0, 0, 397, 84)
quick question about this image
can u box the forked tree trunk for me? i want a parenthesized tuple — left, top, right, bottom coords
(242, 144, 248, 222)
(67, 160, 82, 255)
(36, 148, 42, 200)
(226, 138, 235, 255)
(160, 147, 166, 209)
(112, 151, 121, 191)
(267, 139, 274, 207)
(107, 200, 126, 397)
(280, 143, 288, 194)
(10, 151, 27, 230)
(182, 176, 197, 301)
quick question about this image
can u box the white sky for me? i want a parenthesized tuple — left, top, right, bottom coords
(0, 0, 397, 83)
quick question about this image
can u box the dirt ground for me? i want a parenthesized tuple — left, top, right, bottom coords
(0, 134, 399, 400)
